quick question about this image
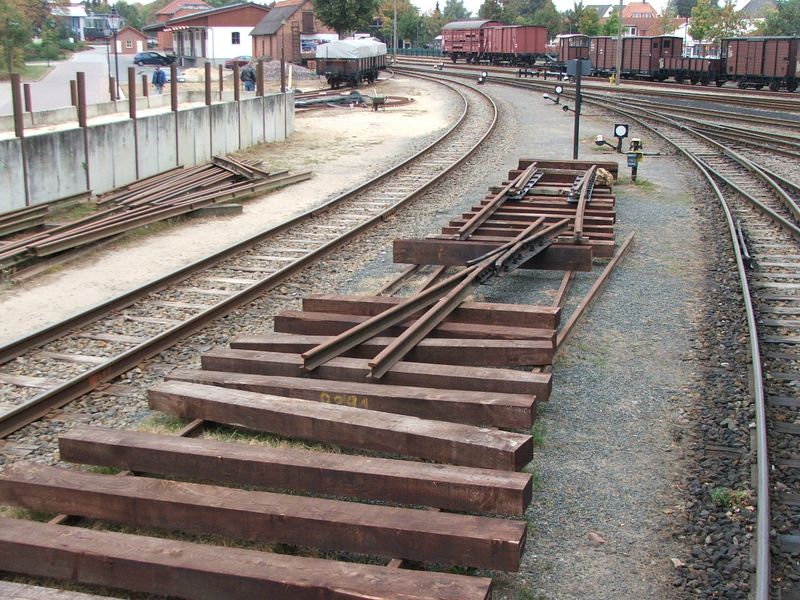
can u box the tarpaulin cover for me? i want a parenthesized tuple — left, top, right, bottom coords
(316, 38, 387, 59)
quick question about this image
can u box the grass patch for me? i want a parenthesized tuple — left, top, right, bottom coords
(0, 64, 53, 82)
(531, 421, 546, 447)
(86, 465, 122, 475)
(136, 412, 188, 433)
(203, 424, 342, 454)
(709, 487, 751, 509)
(48, 202, 98, 222)
(619, 177, 657, 191)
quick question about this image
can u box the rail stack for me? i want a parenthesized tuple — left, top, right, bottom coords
(0, 159, 621, 598)
(0, 157, 310, 271)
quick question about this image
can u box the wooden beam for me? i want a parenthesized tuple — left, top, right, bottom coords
(149, 381, 534, 470)
(0, 464, 526, 571)
(201, 349, 552, 399)
(394, 239, 593, 271)
(302, 295, 561, 329)
(230, 333, 552, 367)
(59, 426, 532, 514)
(167, 368, 536, 428)
(275, 310, 557, 342)
(0, 518, 493, 599)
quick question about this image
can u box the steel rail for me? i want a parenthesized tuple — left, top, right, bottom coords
(401, 67, 774, 598)
(0, 76, 499, 438)
(394, 60, 800, 111)
(586, 106, 772, 600)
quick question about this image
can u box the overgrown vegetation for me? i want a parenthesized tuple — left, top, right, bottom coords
(709, 486, 751, 509)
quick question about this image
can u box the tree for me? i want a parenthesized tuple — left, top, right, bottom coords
(578, 6, 600, 34)
(442, 0, 470, 21)
(563, 1, 586, 33)
(758, 0, 800, 35)
(478, 0, 503, 19)
(529, 0, 563, 36)
(689, 0, 717, 42)
(669, 0, 698, 17)
(0, 0, 33, 75)
(312, 0, 380, 37)
(710, 0, 743, 39)
(114, 0, 144, 30)
(657, 5, 678, 33)
(378, 0, 421, 45)
(601, 5, 620, 35)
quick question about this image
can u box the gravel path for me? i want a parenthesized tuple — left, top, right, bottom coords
(0, 75, 757, 599)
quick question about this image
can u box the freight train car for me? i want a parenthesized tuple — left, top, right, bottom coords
(599, 36, 682, 77)
(557, 34, 590, 63)
(483, 25, 548, 65)
(442, 19, 501, 63)
(661, 56, 723, 85)
(721, 36, 799, 91)
(442, 20, 547, 65)
(316, 38, 387, 87)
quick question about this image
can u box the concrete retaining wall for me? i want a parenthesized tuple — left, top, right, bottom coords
(1, 92, 294, 213)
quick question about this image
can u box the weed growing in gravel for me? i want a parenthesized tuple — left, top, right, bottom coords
(531, 421, 546, 447)
(86, 465, 122, 475)
(48, 202, 98, 222)
(620, 177, 656, 191)
(136, 413, 187, 433)
(709, 486, 751, 509)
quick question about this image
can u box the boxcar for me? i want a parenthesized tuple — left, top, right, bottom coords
(558, 34, 590, 63)
(484, 25, 548, 65)
(316, 38, 387, 88)
(589, 36, 617, 74)
(442, 19, 501, 63)
(722, 36, 799, 91)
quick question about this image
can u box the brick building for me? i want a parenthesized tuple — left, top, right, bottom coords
(250, 0, 336, 64)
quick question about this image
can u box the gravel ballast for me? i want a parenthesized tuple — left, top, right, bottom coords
(0, 74, 757, 599)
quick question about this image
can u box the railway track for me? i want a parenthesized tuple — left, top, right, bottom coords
(395, 64, 800, 598)
(0, 65, 634, 593)
(0, 75, 497, 439)
(562, 92, 800, 600)
(396, 55, 800, 109)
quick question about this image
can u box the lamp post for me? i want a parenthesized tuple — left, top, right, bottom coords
(393, 0, 397, 61)
(615, 0, 623, 86)
(108, 6, 121, 100)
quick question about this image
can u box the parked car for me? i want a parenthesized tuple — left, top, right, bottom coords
(224, 55, 252, 69)
(134, 51, 176, 66)
(164, 68, 186, 83)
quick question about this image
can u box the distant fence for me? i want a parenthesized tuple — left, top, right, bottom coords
(389, 48, 443, 57)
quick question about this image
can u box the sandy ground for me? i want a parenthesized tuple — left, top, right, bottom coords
(0, 76, 456, 345)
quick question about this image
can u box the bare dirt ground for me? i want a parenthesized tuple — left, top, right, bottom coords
(0, 75, 456, 345)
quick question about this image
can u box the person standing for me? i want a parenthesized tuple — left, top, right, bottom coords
(241, 62, 256, 92)
(152, 66, 167, 94)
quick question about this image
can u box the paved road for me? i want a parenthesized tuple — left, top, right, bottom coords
(0, 45, 137, 116)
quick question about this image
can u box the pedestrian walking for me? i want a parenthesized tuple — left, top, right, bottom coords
(241, 62, 256, 92)
(152, 66, 167, 94)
